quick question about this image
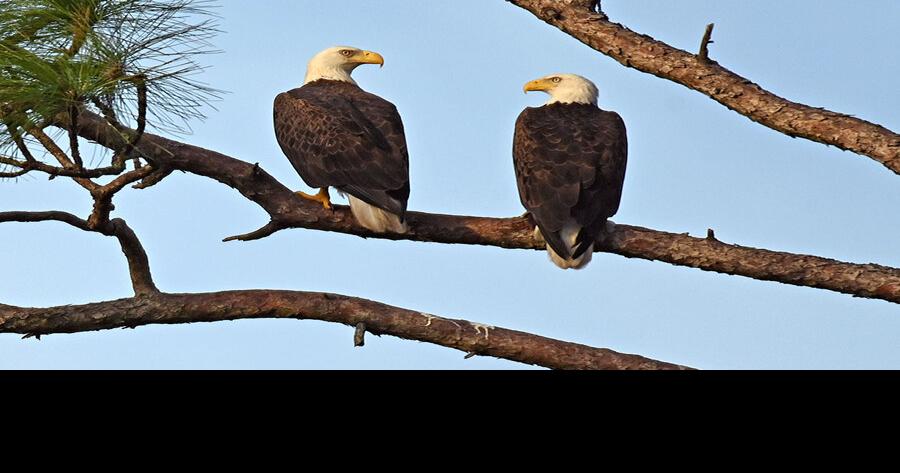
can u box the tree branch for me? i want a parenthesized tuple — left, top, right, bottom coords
(0, 211, 158, 296)
(65, 112, 900, 304)
(26, 127, 98, 191)
(0, 290, 690, 370)
(0, 167, 29, 178)
(507, 0, 900, 175)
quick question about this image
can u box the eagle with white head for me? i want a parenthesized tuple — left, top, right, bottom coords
(513, 73, 628, 269)
(274, 46, 410, 233)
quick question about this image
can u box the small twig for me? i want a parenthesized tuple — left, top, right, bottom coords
(224, 220, 287, 242)
(127, 75, 148, 155)
(464, 352, 477, 359)
(698, 23, 715, 63)
(0, 168, 29, 178)
(26, 127, 98, 192)
(12, 134, 37, 163)
(133, 165, 173, 190)
(68, 106, 84, 169)
(354, 322, 366, 347)
(92, 97, 121, 127)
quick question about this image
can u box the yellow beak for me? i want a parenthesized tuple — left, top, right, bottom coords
(523, 78, 553, 93)
(355, 50, 385, 68)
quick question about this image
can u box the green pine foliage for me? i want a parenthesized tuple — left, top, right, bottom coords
(0, 0, 220, 150)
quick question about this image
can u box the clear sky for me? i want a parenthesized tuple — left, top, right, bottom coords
(1, 0, 898, 369)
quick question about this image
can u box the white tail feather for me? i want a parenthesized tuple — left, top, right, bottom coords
(347, 195, 408, 234)
(543, 221, 593, 270)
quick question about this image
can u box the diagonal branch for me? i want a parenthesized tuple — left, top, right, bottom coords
(67, 112, 900, 305)
(507, 0, 900, 175)
(0, 290, 691, 370)
(0, 211, 158, 296)
(26, 127, 98, 191)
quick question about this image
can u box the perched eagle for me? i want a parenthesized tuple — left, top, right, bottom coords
(513, 74, 627, 269)
(274, 46, 410, 233)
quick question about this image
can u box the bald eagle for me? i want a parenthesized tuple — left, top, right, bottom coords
(274, 46, 410, 233)
(513, 74, 627, 269)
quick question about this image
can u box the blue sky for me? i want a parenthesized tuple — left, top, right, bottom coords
(1, 0, 898, 369)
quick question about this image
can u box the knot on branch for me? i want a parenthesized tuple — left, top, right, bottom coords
(542, 7, 562, 20)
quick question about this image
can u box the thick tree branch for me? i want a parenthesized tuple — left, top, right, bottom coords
(0, 211, 158, 296)
(0, 290, 690, 370)
(69, 113, 900, 305)
(507, 0, 900, 174)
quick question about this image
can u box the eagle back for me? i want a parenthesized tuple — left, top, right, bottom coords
(273, 80, 410, 213)
(513, 103, 628, 237)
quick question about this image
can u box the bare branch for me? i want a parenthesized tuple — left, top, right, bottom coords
(130, 75, 148, 153)
(0, 211, 158, 296)
(507, 1, 900, 175)
(12, 134, 37, 163)
(71, 113, 900, 305)
(0, 153, 129, 179)
(223, 220, 285, 242)
(105, 218, 157, 296)
(26, 127, 98, 191)
(132, 165, 172, 189)
(0, 168, 30, 178)
(0, 290, 691, 370)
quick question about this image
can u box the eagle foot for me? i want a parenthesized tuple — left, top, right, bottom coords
(295, 188, 332, 210)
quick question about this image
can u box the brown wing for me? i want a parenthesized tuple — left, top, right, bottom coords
(273, 80, 410, 217)
(513, 103, 627, 258)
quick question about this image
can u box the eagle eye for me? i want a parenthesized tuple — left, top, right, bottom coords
(340, 49, 354, 57)
(550, 77, 562, 83)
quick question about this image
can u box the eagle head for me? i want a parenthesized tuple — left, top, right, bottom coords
(523, 73, 599, 106)
(304, 46, 385, 85)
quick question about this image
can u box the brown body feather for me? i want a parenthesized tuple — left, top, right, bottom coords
(513, 103, 627, 264)
(274, 80, 410, 218)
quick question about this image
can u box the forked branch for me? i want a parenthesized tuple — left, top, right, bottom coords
(0, 211, 157, 296)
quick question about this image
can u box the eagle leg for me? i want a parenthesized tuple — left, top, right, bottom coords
(295, 187, 332, 210)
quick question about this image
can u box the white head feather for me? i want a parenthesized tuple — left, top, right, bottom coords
(525, 73, 599, 106)
(304, 46, 384, 85)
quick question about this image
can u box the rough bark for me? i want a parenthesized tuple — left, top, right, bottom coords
(69, 113, 900, 305)
(0, 290, 691, 370)
(507, 0, 900, 174)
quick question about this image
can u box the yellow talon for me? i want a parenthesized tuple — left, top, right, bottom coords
(296, 187, 332, 210)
